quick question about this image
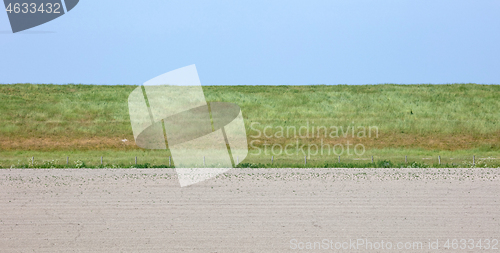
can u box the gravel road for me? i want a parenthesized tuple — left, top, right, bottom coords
(1, 168, 499, 252)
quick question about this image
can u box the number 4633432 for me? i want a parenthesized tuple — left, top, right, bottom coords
(443, 239, 498, 250)
(6, 2, 61, 14)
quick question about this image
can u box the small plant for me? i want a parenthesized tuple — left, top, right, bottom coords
(132, 163, 151, 168)
(407, 161, 429, 168)
(376, 160, 393, 168)
(40, 160, 57, 168)
(463, 159, 488, 168)
(237, 163, 266, 168)
(74, 160, 86, 168)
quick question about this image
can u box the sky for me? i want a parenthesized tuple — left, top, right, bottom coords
(0, 0, 499, 85)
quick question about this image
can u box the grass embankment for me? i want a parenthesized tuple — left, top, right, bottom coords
(1, 83, 499, 168)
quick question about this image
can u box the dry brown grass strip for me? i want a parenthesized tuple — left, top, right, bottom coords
(2, 131, 499, 151)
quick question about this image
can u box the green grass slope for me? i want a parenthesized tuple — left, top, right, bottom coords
(1, 83, 499, 168)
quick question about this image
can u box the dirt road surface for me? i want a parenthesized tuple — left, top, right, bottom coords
(1, 168, 499, 252)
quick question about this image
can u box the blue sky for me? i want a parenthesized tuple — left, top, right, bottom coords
(0, 0, 499, 85)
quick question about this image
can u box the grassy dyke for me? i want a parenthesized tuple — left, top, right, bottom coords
(1, 83, 499, 168)
(1, 83, 500, 138)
